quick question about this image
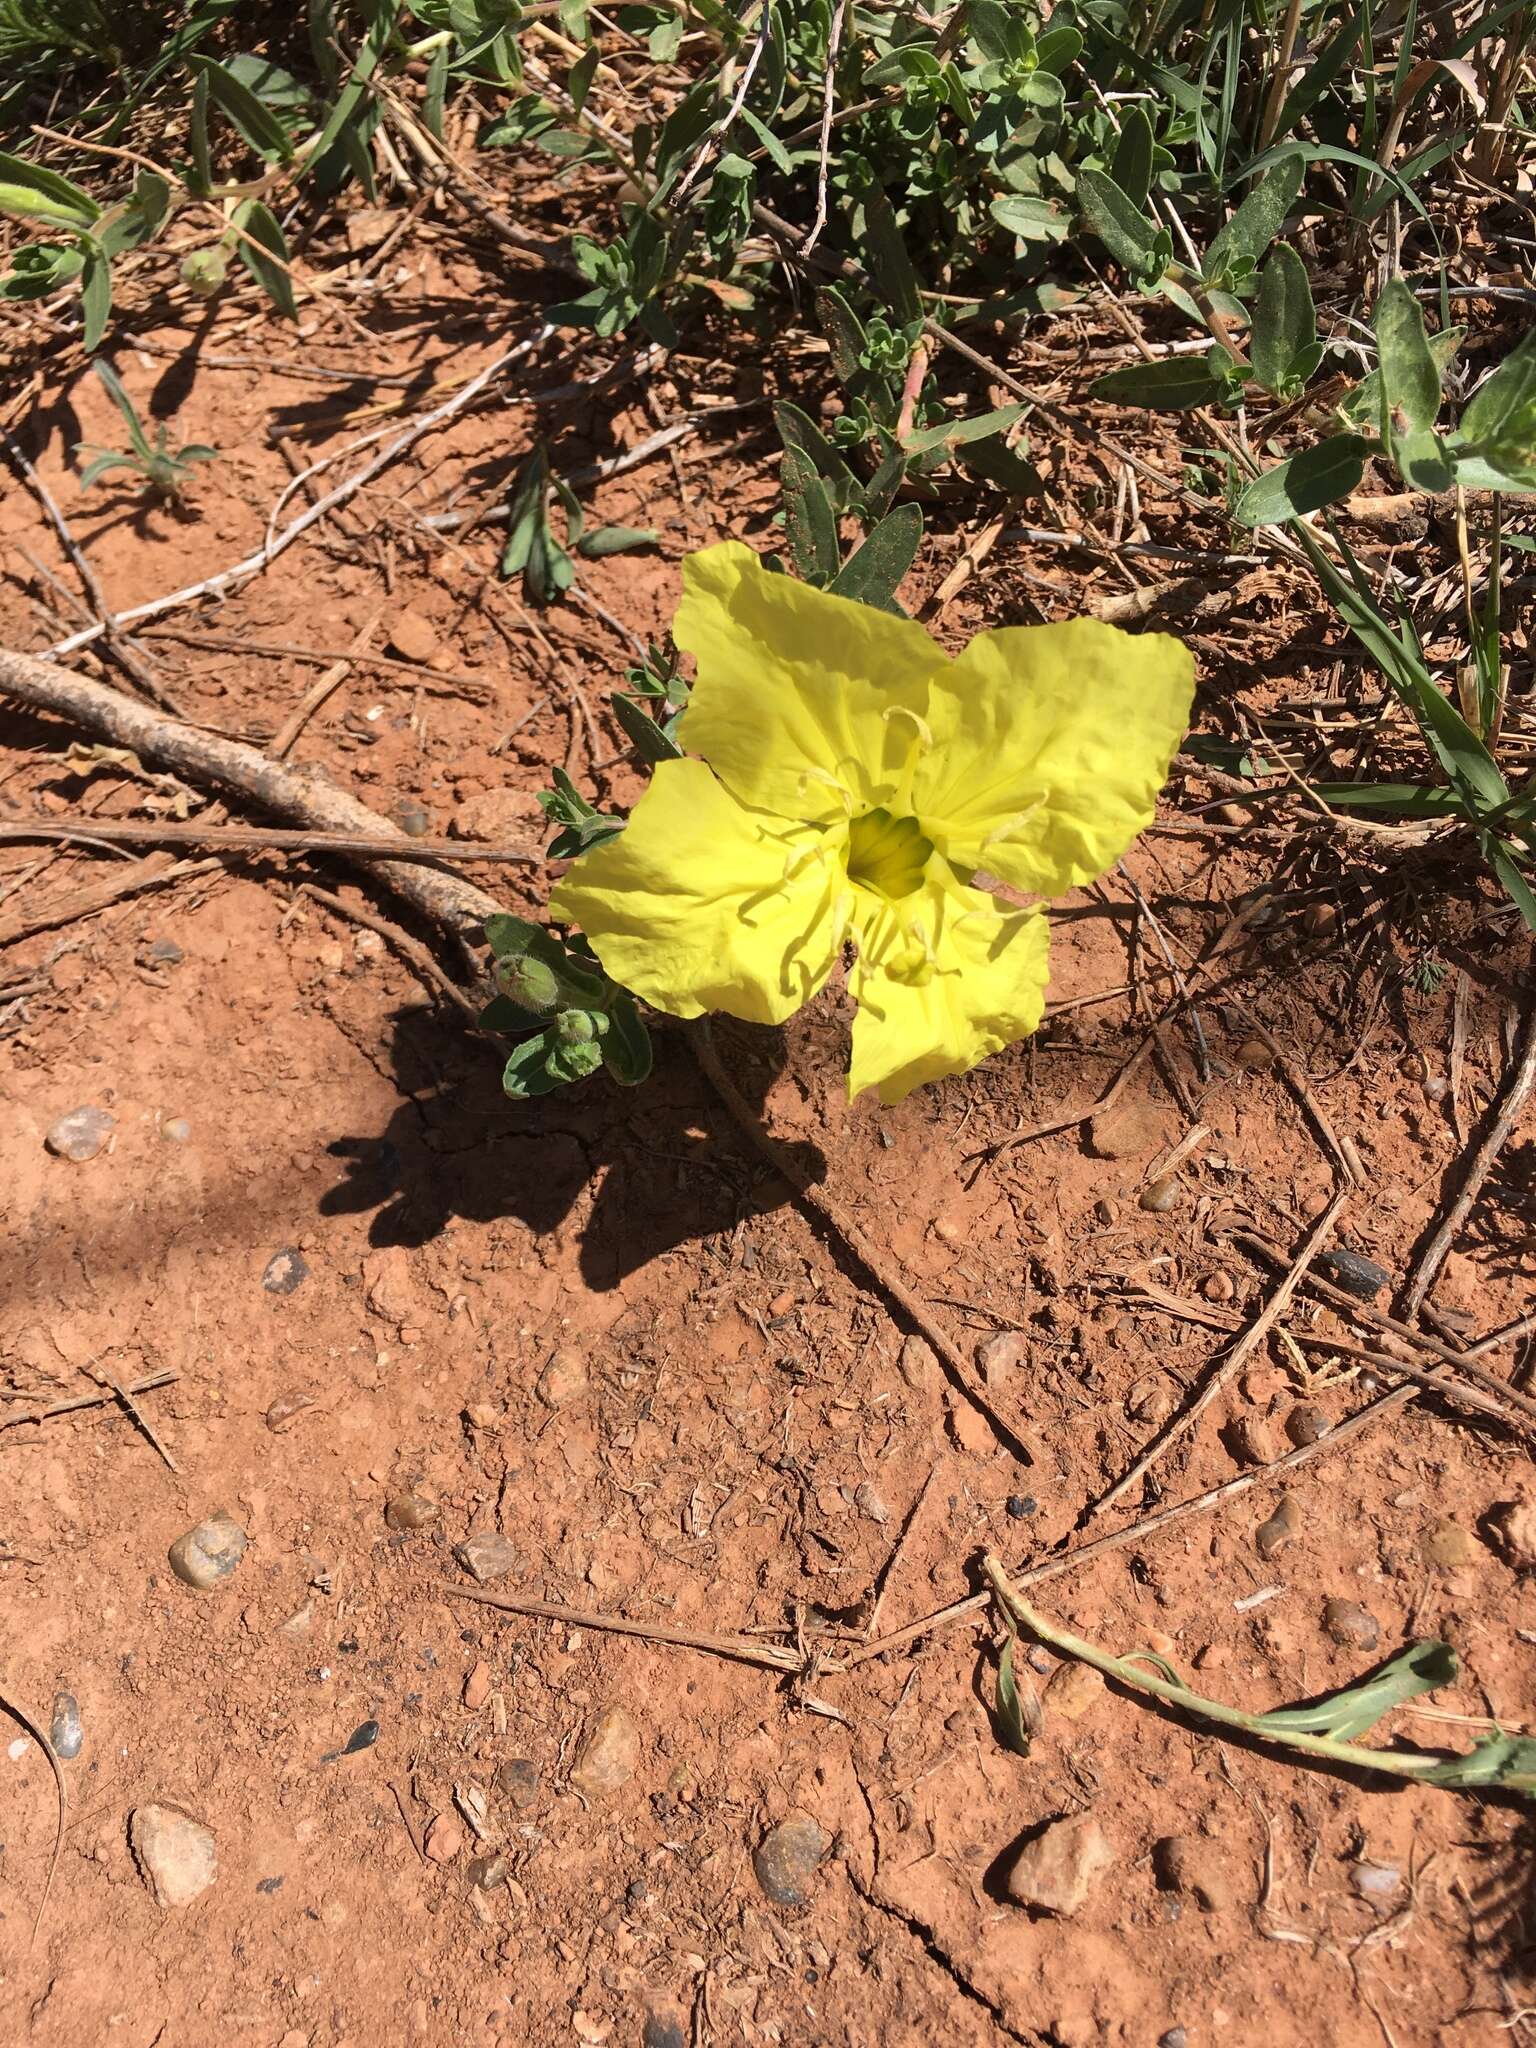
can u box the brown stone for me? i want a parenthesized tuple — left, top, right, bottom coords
(388, 607, 439, 663)
(752, 1813, 829, 1908)
(570, 1705, 639, 1795)
(1044, 1662, 1105, 1722)
(130, 1804, 217, 1907)
(1088, 1102, 1175, 1160)
(1003, 1813, 1113, 1917)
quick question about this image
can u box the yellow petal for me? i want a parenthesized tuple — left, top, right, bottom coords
(914, 619, 1194, 894)
(847, 878, 1050, 1104)
(549, 758, 843, 1024)
(674, 541, 941, 825)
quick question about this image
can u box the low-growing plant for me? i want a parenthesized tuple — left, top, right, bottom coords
(74, 356, 216, 499)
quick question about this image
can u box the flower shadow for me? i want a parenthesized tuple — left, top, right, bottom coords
(317, 1002, 824, 1289)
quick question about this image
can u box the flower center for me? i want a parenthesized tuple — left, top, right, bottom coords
(846, 809, 933, 900)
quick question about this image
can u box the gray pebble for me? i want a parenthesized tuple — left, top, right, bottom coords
(1285, 1402, 1329, 1447)
(1352, 1861, 1403, 1904)
(45, 1106, 115, 1162)
(1323, 1597, 1380, 1651)
(168, 1511, 247, 1591)
(1139, 1175, 1181, 1214)
(161, 1117, 192, 1144)
(393, 800, 431, 838)
(1159, 2032, 1189, 2048)
(1314, 1248, 1391, 1300)
(642, 2011, 687, 2048)
(49, 1691, 83, 1761)
(385, 1490, 437, 1532)
(495, 1758, 541, 1809)
(146, 937, 184, 966)
(455, 1531, 518, 1583)
(752, 1813, 828, 1908)
(261, 1247, 309, 1296)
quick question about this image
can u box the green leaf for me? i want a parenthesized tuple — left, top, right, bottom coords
(423, 39, 449, 140)
(815, 286, 867, 385)
(994, 1634, 1035, 1757)
(860, 182, 922, 326)
(577, 524, 659, 558)
(568, 46, 599, 116)
(78, 451, 138, 489)
(223, 52, 314, 117)
(0, 149, 99, 231)
(773, 401, 856, 490)
(601, 995, 652, 1086)
(827, 505, 922, 613)
(1485, 837, 1536, 935)
(959, 434, 1044, 497)
(1091, 356, 1230, 412)
(1250, 244, 1315, 396)
(98, 170, 170, 259)
(1392, 428, 1455, 493)
(78, 239, 111, 350)
(902, 404, 1027, 456)
(1340, 325, 1462, 427)
(1312, 782, 1465, 817)
(1373, 277, 1442, 438)
(186, 54, 295, 162)
(1110, 105, 1155, 210)
(1460, 330, 1536, 448)
(1204, 149, 1304, 286)
(1231, 434, 1369, 525)
(989, 193, 1068, 242)
(0, 241, 85, 300)
(305, 0, 396, 190)
(1075, 167, 1160, 276)
(782, 446, 839, 585)
(478, 993, 535, 1034)
(608, 691, 684, 762)
(231, 199, 297, 319)
(1259, 1641, 1456, 1742)
(188, 70, 213, 194)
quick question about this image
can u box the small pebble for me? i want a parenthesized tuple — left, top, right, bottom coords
(145, 936, 184, 966)
(323, 1720, 380, 1769)
(570, 1705, 639, 1795)
(45, 1105, 115, 1162)
(1159, 2031, 1189, 2048)
(752, 1813, 829, 1909)
(1089, 1102, 1172, 1159)
(468, 1851, 508, 1892)
(392, 799, 431, 837)
(1203, 1271, 1235, 1303)
(130, 1803, 217, 1907)
(1224, 1415, 1278, 1467)
(1351, 1861, 1403, 1904)
(464, 1660, 492, 1710)
(1285, 1402, 1329, 1448)
(1302, 900, 1337, 938)
(1421, 1518, 1478, 1569)
(1255, 1494, 1301, 1558)
(1313, 1248, 1391, 1301)
(49, 1691, 82, 1761)
(385, 1490, 437, 1533)
(265, 1391, 316, 1434)
(161, 1117, 192, 1144)
(1139, 1175, 1180, 1214)
(1235, 1038, 1274, 1072)
(642, 2009, 688, 2048)
(455, 1531, 519, 1583)
(897, 1334, 937, 1389)
(1003, 1812, 1113, 1917)
(260, 1248, 309, 1297)
(168, 1511, 247, 1591)
(389, 606, 439, 663)
(537, 1346, 589, 1408)
(1006, 1494, 1037, 1519)
(495, 1758, 541, 1809)
(1491, 1498, 1536, 1572)
(1093, 1197, 1119, 1226)
(1323, 1598, 1381, 1651)
(978, 1330, 1029, 1381)
(1044, 1662, 1105, 1722)
(424, 1813, 464, 1864)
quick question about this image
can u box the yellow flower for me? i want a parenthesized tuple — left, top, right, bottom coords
(550, 542, 1194, 1103)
